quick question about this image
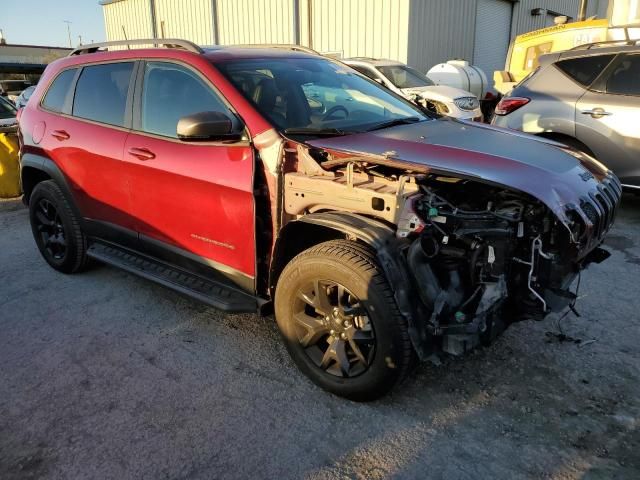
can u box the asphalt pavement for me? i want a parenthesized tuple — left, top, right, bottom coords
(1, 194, 639, 480)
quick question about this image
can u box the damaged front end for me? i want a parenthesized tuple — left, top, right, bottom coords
(283, 140, 622, 358)
(399, 173, 619, 355)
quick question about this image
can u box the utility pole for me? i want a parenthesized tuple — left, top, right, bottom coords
(63, 20, 72, 48)
(78, 35, 83, 46)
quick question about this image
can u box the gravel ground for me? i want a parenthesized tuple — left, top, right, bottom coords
(1, 194, 639, 480)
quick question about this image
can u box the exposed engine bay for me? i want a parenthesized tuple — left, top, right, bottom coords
(283, 144, 617, 356)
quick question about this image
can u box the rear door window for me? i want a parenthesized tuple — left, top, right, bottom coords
(140, 61, 233, 138)
(72, 62, 134, 127)
(605, 55, 640, 96)
(555, 54, 615, 88)
(42, 69, 77, 113)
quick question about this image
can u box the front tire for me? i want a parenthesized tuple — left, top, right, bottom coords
(29, 180, 89, 273)
(275, 240, 415, 401)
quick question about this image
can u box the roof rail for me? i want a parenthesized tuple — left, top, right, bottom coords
(69, 38, 203, 56)
(570, 39, 640, 50)
(230, 44, 320, 55)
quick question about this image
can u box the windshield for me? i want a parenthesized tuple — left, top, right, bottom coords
(21, 85, 36, 100)
(0, 97, 17, 119)
(377, 65, 434, 89)
(216, 57, 428, 134)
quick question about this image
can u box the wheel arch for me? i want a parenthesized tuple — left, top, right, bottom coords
(270, 212, 431, 359)
(21, 153, 78, 213)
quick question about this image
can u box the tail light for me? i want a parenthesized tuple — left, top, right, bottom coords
(494, 97, 530, 116)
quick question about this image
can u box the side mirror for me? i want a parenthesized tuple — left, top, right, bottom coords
(177, 111, 242, 141)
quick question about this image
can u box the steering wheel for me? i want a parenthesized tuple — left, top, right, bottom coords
(322, 105, 349, 122)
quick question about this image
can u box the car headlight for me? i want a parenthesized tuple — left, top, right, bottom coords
(424, 99, 449, 115)
(453, 97, 479, 111)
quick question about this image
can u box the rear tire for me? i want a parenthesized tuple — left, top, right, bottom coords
(29, 180, 89, 274)
(274, 240, 415, 401)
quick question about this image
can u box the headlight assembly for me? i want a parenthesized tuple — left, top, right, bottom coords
(454, 97, 480, 111)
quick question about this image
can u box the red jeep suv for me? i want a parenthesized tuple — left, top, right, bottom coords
(19, 39, 620, 400)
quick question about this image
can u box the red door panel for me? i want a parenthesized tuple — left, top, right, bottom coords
(123, 133, 256, 278)
(40, 113, 132, 229)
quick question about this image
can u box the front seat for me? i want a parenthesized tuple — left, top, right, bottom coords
(252, 78, 287, 128)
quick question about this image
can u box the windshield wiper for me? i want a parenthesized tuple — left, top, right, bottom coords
(366, 116, 423, 132)
(283, 127, 349, 136)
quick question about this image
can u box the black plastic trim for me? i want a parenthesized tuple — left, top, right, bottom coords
(87, 241, 257, 313)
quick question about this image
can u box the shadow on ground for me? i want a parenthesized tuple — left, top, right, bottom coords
(1, 194, 639, 479)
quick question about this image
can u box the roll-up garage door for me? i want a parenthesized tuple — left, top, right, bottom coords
(473, 0, 513, 90)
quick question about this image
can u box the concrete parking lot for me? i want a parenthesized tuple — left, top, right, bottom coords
(1, 194, 639, 480)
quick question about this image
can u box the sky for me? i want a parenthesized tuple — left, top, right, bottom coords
(1, 0, 106, 47)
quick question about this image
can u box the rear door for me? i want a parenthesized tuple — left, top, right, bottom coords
(576, 53, 640, 186)
(40, 62, 136, 230)
(124, 60, 256, 288)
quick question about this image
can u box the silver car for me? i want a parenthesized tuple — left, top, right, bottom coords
(492, 43, 640, 189)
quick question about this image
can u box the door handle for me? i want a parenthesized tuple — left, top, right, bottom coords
(128, 147, 156, 161)
(581, 108, 613, 119)
(50, 129, 70, 141)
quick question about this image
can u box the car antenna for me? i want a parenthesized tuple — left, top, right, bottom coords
(122, 26, 130, 49)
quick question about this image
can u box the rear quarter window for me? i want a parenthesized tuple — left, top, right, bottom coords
(42, 69, 77, 113)
(555, 54, 616, 88)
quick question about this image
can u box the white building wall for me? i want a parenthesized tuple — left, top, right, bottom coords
(216, 0, 296, 45)
(102, 0, 153, 41)
(154, 0, 214, 45)
(298, 0, 410, 62)
(100, 0, 614, 68)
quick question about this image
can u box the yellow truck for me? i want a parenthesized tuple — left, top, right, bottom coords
(495, 0, 640, 94)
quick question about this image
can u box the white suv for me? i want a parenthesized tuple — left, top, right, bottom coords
(345, 58, 483, 121)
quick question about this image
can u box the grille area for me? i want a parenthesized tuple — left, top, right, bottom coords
(576, 173, 622, 245)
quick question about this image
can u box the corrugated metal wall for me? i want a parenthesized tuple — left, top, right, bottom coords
(154, 0, 214, 45)
(103, 0, 153, 41)
(101, 0, 612, 69)
(511, 0, 609, 35)
(406, 0, 478, 73)
(512, 0, 577, 35)
(405, 0, 609, 74)
(216, 0, 296, 44)
(474, 0, 514, 79)
(298, 0, 410, 61)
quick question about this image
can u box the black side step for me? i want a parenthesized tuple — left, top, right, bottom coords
(87, 242, 257, 313)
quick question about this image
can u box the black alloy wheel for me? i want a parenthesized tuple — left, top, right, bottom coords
(29, 180, 89, 273)
(275, 240, 416, 401)
(293, 279, 375, 378)
(33, 198, 67, 261)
